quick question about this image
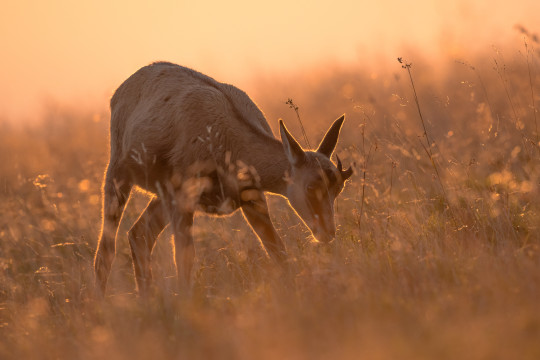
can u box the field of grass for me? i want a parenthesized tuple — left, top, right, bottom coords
(1, 39, 540, 359)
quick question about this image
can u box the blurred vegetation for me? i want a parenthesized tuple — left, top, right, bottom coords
(1, 37, 539, 359)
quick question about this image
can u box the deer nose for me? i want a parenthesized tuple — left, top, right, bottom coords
(313, 215, 335, 243)
(318, 233, 335, 243)
(313, 228, 335, 243)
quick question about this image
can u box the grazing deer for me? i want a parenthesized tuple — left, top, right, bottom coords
(94, 62, 353, 295)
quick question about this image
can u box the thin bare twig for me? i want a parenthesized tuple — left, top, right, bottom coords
(286, 98, 311, 148)
(398, 57, 456, 226)
(524, 38, 540, 150)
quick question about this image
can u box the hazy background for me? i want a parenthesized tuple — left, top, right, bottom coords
(1, 0, 539, 121)
(2, 2, 540, 359)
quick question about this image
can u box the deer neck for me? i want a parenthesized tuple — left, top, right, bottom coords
(240, 132, 290, 197)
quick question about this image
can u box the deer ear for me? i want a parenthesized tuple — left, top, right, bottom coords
(279, 120, 306, 166)
(341, 165, 353, 181)
(317, 115, 345, 158)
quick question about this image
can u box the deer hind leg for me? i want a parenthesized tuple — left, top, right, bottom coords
(241, 193, 287, 264)
(94, 163, 132, 296)
(127, 197, 167, 295)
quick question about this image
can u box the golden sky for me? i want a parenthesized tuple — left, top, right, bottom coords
(1, 0, 539, 120)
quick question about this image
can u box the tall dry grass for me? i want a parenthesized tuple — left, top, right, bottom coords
(1, 39, 539, 359)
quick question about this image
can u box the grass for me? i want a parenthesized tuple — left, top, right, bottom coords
(1, 39, 540, 359)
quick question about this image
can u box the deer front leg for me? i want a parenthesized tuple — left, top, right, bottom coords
(127, 197, 167, 296)
(169, 208, 195, 292)
(241, 193, 287, 264)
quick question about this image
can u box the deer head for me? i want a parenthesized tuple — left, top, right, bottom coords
(279, 115, 353, 243)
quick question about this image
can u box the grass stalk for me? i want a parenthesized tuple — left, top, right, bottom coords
(493, 58, 520, 126)
(398, 58, 458, 228)
(384, 160, 396, 238)
(398, 59, 450, 200)
(456, 60, 496, 131)
(356, 117, 376, 235)
(286, 98, 311, 148)
(524, 39, 540, 150)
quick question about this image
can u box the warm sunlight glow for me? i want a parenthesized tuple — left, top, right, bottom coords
(1, 0, 539, 120)
(2, 1, 540, 359)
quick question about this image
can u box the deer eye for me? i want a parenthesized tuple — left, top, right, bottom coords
(306, 184, 324, 201)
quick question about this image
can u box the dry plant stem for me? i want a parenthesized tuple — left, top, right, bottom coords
(494, 56, 532, 155)
(403, 64, 431, 148)
(286, 98, 311, 148)
(493, 59, 520, 126)
(473, 67, 496, 124)
(384, 161, 396, 238)
(524, 40, 540, 149)
(398, 58, 456, 226)
(399, 61, 447, 195)
(457, 60, 496, 134)
(357, 119, 376, 235)
(358, 166, 366, 233)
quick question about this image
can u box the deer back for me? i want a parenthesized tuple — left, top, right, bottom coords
(109, 62, 275, 179)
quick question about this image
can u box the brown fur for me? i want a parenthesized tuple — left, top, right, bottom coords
(94, 62, 352, 296)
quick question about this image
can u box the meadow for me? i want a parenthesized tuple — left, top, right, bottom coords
(1, 37, 539, 359)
